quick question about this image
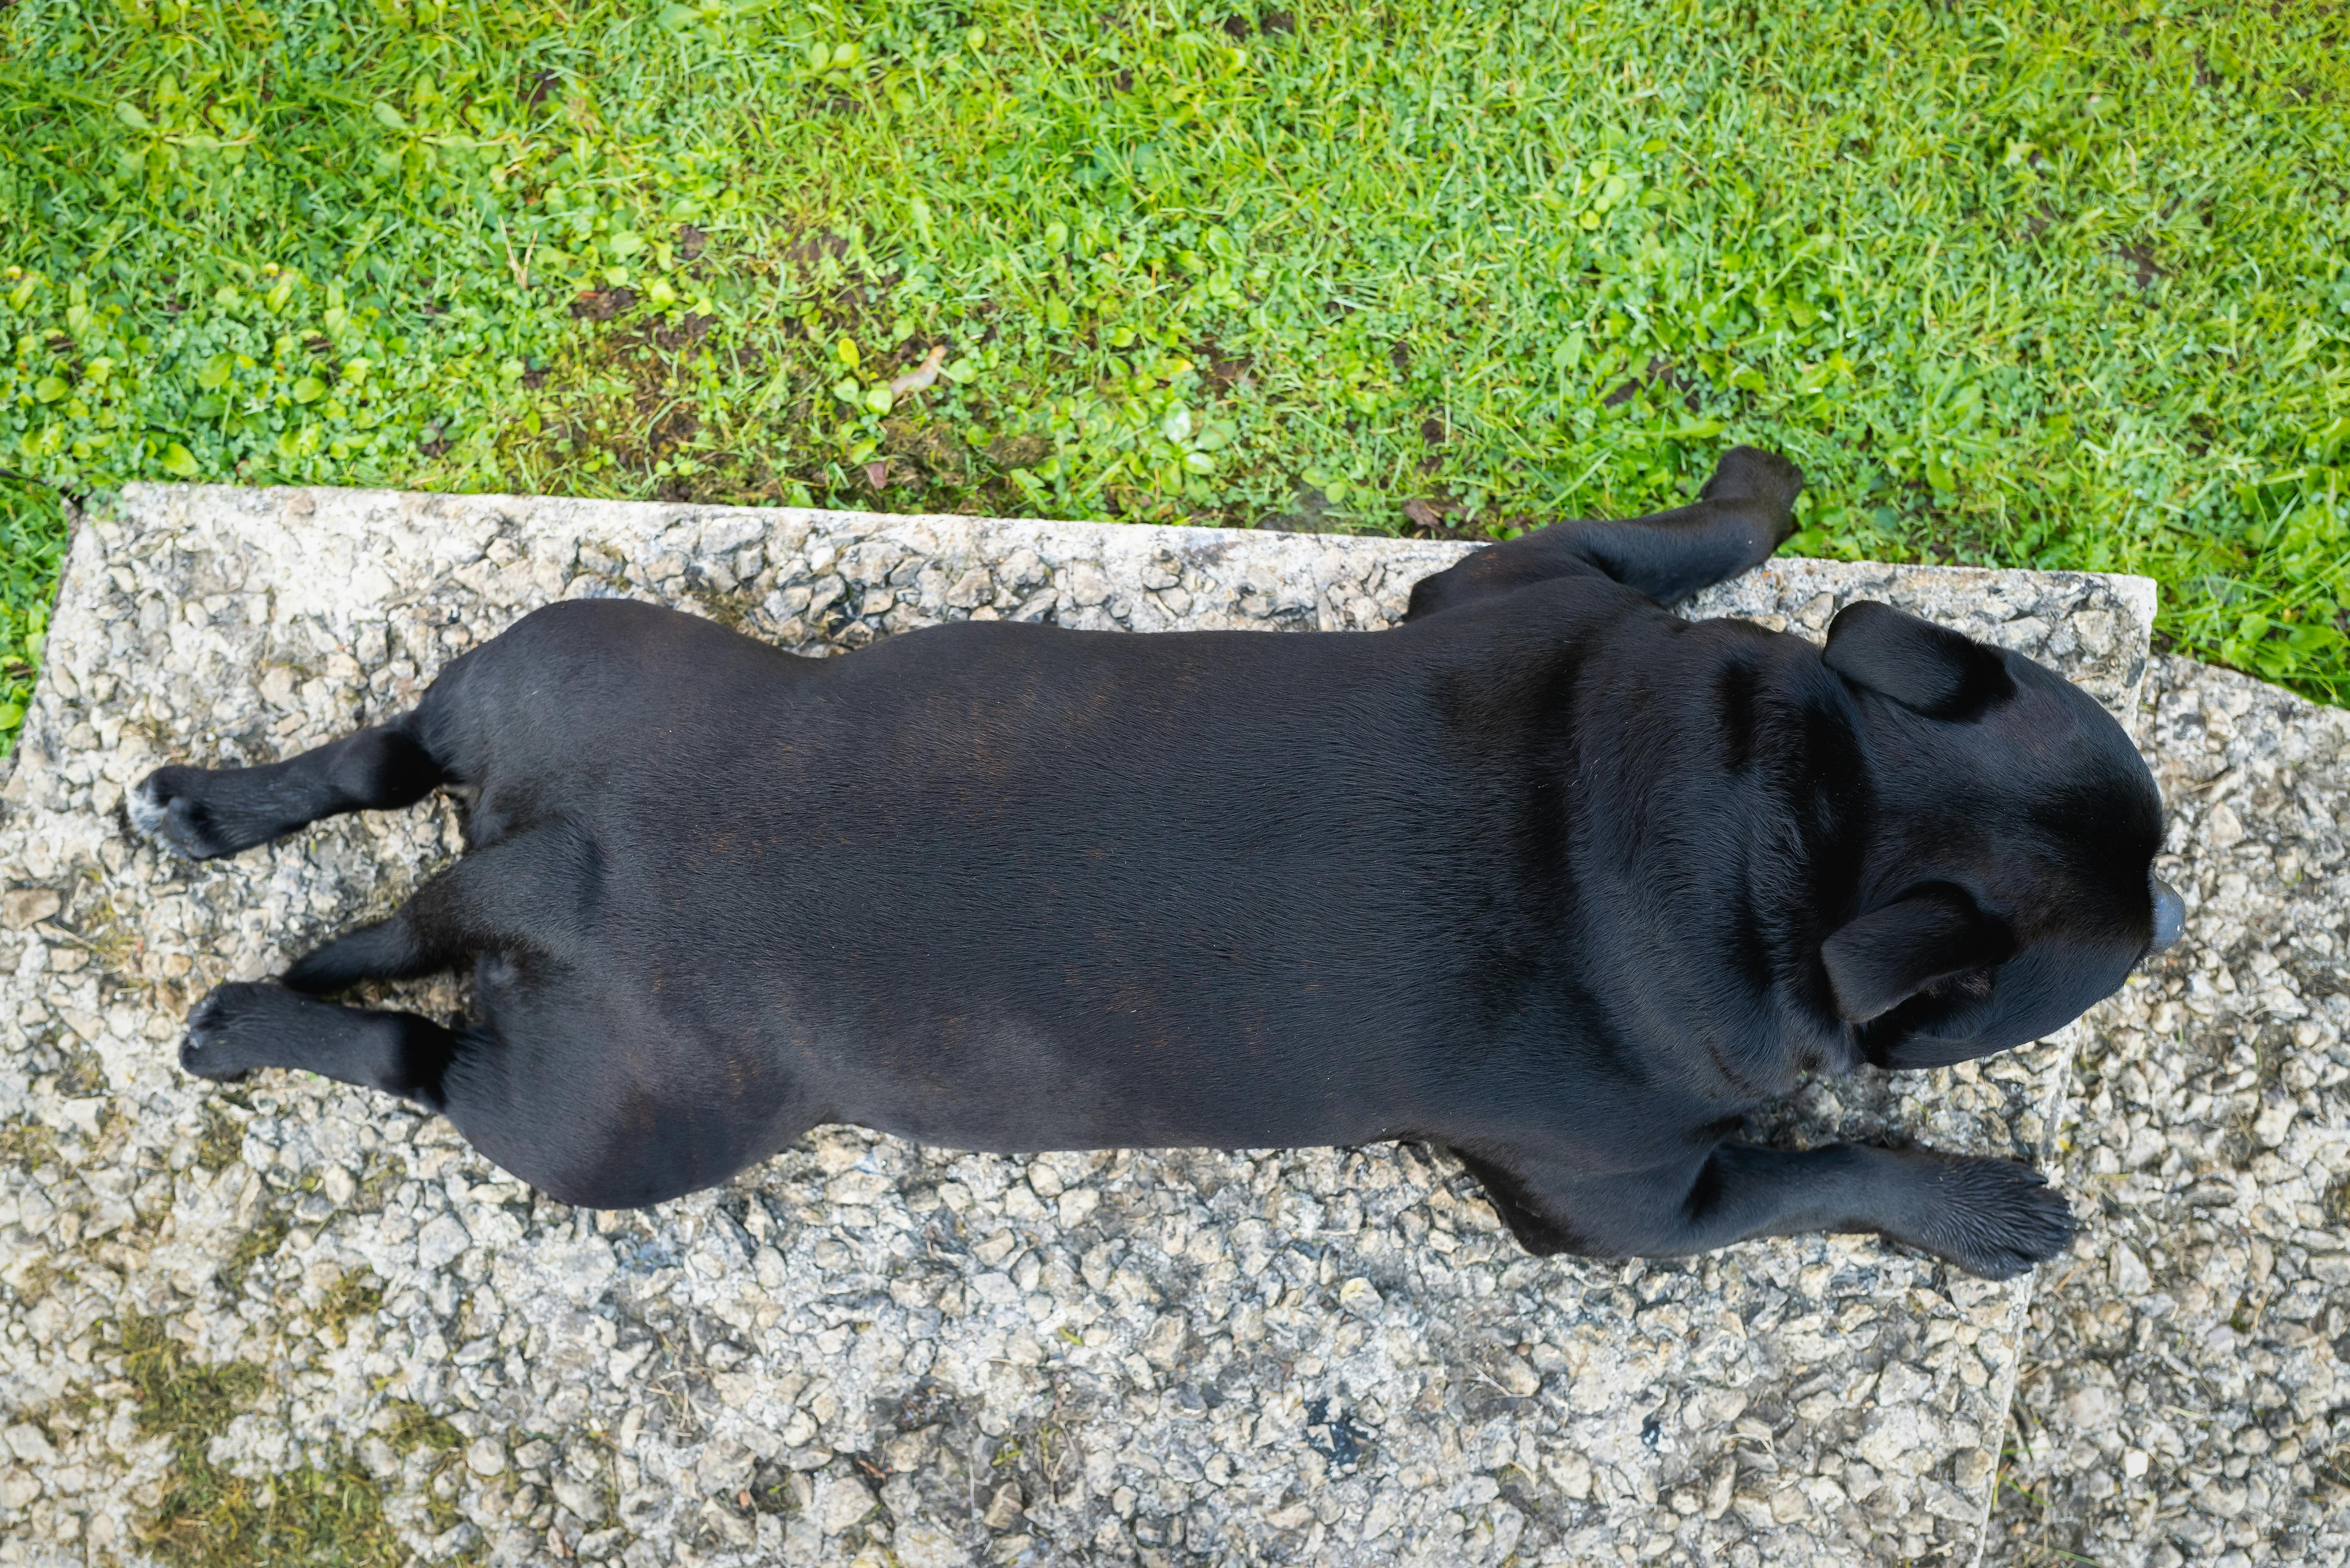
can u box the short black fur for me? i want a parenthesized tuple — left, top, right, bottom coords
(134, 446, 2177, 1281)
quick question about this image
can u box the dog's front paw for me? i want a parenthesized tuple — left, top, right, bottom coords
(132, 767, 244, 859)
(1912, 1156, 2076, 1281)
(178, 982, 286, 1082)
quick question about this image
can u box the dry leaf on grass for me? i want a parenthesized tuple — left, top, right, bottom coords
(887, 344, 949, 396)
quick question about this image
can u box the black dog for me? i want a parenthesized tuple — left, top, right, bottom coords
(131, 449, 2181, 1279)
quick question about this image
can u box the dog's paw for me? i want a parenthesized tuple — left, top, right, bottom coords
(131, 767, 245, 859)
(1701, 446, 1805, 537)
(1913, 1156, 2076, 1281)
(178, 982, 287, 1082)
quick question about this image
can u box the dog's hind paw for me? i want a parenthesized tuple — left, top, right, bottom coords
(177, 982, 287, 1082)
(132, 767, 250, 859)
(1910, 1156, 2077, 1281)
(1700, 446, 1805, 533)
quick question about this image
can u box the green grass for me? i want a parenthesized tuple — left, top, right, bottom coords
(3, 0, 2347, 735)
(377, 1397, 465, 1454)
(116, 1313, 418, 1568)
(217, 1208, 291, 1298)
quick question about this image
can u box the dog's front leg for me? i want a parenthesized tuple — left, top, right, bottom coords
(1664, 1142, 2075, 1279)
(1404, 445, 1805, 618)
(1458, 1140, 2075, 1281)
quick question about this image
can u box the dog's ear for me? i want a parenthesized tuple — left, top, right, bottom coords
(1822, 601, 2014, 720)
(1821, 885, 2010, 1023)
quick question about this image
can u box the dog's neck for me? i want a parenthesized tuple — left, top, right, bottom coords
(1529, 637, 1872, 1106)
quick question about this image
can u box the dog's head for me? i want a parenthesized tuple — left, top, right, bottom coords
(1814, 601, 2182, 1070)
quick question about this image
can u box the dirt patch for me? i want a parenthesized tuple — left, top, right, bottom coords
(986, 433, 1051, 470)
(883, 418, 971, 483)
(1401, 496, 1467, 538)
(2119, 242, 2166, 289)
(648, 406, 700, 452)
(782, 230, 850, 271)
(570, 287, 639, 322)
(1605, 356, 1701, 411)
(1224, 9, 1296, 36)
(652, 314, 713, 352)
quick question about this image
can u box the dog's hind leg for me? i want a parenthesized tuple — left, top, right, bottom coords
(190, 944, 817, 1213)
(1405, 446, 1806, 618)
(282, 823, 599, 994)
(187, 971, 818, 1212)
(180, 981, 463, 1109)
(428, 1008, 819, 1212)
(132, 714, 446, 860)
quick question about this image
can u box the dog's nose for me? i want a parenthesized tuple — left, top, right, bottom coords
(2150, 874, 2185, 954)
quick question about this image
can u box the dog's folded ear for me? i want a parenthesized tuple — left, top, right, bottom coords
(1821, 884, 2011, 1023)
(1822, 601, 2015, 721)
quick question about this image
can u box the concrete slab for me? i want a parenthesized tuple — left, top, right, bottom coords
(0, 485, 2156, 1567)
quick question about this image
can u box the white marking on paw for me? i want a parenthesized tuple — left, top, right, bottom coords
(128, 776, 170, 835)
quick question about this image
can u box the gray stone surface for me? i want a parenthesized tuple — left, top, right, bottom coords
(1990, 657, 2350, 1568)
(0, 484, 2171, 1567)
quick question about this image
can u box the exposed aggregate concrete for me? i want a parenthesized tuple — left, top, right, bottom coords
(0, 484, 2253, 1568)
(1990, 658, 2350, 1568)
